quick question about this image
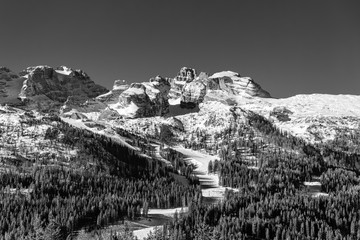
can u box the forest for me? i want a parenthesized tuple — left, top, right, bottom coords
(1, 110, 360, 240)
(0, 116, 201, 240)
(158, 112, 360, 240)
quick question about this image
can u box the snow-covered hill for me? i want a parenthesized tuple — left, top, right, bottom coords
(233, 94, 360, 143)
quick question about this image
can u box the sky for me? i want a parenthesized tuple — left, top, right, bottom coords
(0, 0, 359, 98)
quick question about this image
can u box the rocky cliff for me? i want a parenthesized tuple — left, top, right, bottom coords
(116, 76, 170, 118)
(179, 70, 271, 108)
(18, 66, 108, 108)
(168, 67, 197, 99)
(209, 71, 271, 98)
(96, 79, 129, 104)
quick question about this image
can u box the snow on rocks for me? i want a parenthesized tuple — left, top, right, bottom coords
(209, 71, 271, 98)
(115, 76, 170, 118)
(96, 80, 130, 104)
(236, 94, 360, 143)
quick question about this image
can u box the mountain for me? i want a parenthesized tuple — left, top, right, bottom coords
(2, 65, 359, 145)
(17, 65, 108, 111)
(2, 65, 360, 239)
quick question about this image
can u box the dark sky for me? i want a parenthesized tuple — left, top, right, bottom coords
(1, 0, 359, 98)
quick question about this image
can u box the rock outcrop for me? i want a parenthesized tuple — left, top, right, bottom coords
(168, 67, 197, 99)
(117, 76, 170, 118)
(209, 71, 271, 98)
(180, 79, 206, 108)
(178, 70, 270, 109)
(18, 66, 108, 105)
(96, 80, 129, 104)
(176, 67, 197, 82)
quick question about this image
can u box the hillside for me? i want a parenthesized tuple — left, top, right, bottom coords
(1, 65, 360, 239)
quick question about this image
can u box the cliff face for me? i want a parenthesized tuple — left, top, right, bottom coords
(1, 65, 272, 119)
(116, 76, 170, 118)
(180, 79, 207, 108)
(179, 70, 271, 108)
(96, 79, 130, 104)
(209, 71, 271, 98)
(169, 67, 197, 99)
(19, 66, 108, 104)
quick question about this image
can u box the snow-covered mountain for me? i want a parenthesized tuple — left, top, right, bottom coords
(1, 65, 359, 146)
(18, 65, 108, 111)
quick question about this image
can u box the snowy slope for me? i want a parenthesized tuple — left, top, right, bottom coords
(234, 94, 360, 142)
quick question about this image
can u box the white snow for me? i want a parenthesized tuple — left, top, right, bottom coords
(133, 226, 162, 240)
(110, 101, 139, 118)
(55, 69, 72, 75)
(146, 207, 188, 217)
(124, 87, 145, 95)
(313, 192, 329, 197)
(55, 66, 73, 75)
(169, 97, 181, 105)
(304, 181, 321, 186)
(173, 146, 238, 198)
(235, 94, 360, 142)
(60, 117, 136, 150)
(210, 71, 240, 79)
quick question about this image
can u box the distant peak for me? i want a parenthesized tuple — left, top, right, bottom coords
(176, 67, 197, 82)
(0, 67, 12, 73)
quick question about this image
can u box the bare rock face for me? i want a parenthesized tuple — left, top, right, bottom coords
(209, 71, 271, 98)
(198, 72, 220, 90)
(117, 76, 170, 118)
(18, 66, 108, 107)
(169, 67, 197, 99)
(0, 67, 24, 105)
(176, 67, 197, 82)
(180, 79, 206, 108)
(96, 79, 129, 104)
(179, 71, 219, 109)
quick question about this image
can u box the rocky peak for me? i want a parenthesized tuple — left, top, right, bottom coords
(179, 70, 271, 109)
(176, 67, 197, 82)
(209, 71, 271, 98)
(18, 65, 108, 110)
(117, 76, 170, 118)
(180, 79, 207, 109)
(96, 79, 130, 104)
(168, 68, 197, 99)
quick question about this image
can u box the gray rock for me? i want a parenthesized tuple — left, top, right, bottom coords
(180, 79, 206, 108)
(96, 79, 129, 104)
(117, 76, 170, 118)
(209, 71, 271, 98)
(19, 65, 108, 104)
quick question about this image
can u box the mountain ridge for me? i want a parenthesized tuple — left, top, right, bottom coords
(1, 65, 359, 144)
